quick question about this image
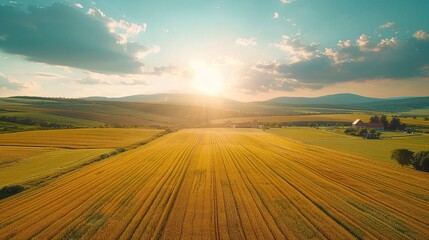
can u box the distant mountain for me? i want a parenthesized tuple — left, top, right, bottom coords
(83, 93, 429, 113)
(84, 93, 238, 106)
(263, 93, 383, 105)
(349, 97, 429, 112)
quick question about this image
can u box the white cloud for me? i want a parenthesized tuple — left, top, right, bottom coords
(414, 30, 429, 40)
(235, 37, 257, 46)
(133, 45, 160, 59)
(326, 35, 399, 64)
(355, 34, 399, 53)
(356, 34, 370, 49)
(75, 77, 111, 85)
(337, 40, 352, 48)
(74, 3, 83, 9)
(378, 37, 398, 48)
(120, 79, 147, 85)
(87, 7, 105, 18)
(281, 0, 295, 4)
(379, 22, 395, 29)
(272, 35, 320, 62)
(108, 20, 147, 35)
(273, 12, 279, 19)
(0, 72, 25, 90)
(87, 7, 147, 45)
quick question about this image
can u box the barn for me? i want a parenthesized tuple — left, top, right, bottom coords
(352, 119, 384, 131)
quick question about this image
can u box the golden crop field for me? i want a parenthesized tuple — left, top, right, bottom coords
(0, 128, 162, 188)
(0, 128, 162, 148)
(0, 129, 428, 239)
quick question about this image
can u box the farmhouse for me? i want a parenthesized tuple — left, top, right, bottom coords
(352, 119, 384, 131)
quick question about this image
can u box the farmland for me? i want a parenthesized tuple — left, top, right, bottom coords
(0, 128, 162, 188)
(211, 113, 372, 125)
(211, 113, 429, 128)
(0, 129, 428, 239)
(268, 127, 429, 162)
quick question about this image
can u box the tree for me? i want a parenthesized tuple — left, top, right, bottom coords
(357, 128, 368, 136)
(412, 151, 429, 172)
(391, 149, 414, 167)
(308, 122, 317, 128)
(370, 115, 380, 123)
(380, 115, 389, 129)
(389, 117, 406, 130)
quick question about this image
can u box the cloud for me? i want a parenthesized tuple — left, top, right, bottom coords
(86, 7, 147, 44)
(75, 77, 111, 85)
(131, 45, 161, 59)
(414, 30, 429, 40)
(142, 66, 177, 76)
(281, 0, 295, 4)
(0, 72, 25, 90)
(271, 34, 320, 62)
(234, 62, 317, 93)
(281, 35, 429, 83)
(238, 33, 429, 92)
(0, 3, 148, 74)
(273, 12, 279, 19)
(120, 79, 147, 85)
(74, 3, 83, 9)
(379, 22, 395, 29)
(33, 72, 65, 79)
(235, 37, 257, 46)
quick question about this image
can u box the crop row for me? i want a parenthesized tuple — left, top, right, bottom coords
(0, 129, 427, 239)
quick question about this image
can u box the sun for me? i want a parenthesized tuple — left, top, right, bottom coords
(191, 61, 224, 95)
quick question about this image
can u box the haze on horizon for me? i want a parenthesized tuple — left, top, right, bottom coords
(0, 0, 428, 101)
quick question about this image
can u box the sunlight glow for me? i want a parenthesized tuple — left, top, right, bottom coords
(191, 61, 225, 95)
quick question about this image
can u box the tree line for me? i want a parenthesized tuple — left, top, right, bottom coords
(0, 116, 75, 129)
(369, 115, 406, 130)
(391, 149, 429, 172)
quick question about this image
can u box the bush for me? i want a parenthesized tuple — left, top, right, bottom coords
(356, 128, 368, 136)
(116, 148, 126, 153)
(0, 185, 26, 199)
(344, 128, 356, 135)
(391, 149, 414, 167)
(412, 151, 429, 172)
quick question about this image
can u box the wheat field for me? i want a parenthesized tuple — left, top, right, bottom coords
(0, 128, 162, 188)
(0, 128, 162, 148)
(0, 129, 428, 239)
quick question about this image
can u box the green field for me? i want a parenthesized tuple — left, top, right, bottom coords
(268, 127, 429, 162)
(212, 113, 429, 128)
(0, 111, 103, 127)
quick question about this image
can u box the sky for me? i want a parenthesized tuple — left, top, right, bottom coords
(0, 0, 428, 101)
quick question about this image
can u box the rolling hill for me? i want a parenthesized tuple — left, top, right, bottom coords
(1, 94, 428, 134)
(262, 93, 383, 105)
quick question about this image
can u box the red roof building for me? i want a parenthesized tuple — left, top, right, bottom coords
(352, 119, 384, 130)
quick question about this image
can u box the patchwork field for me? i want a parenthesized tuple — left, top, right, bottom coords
(268, 128, 429, 162)
(0, 129, 428, 239)
(0, 128, 162, 188)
